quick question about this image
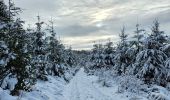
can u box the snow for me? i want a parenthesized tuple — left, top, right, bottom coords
(147, 85, 170, 100)
(0, 76, 66, 100)
(63, 68, 133, 100)
(63, 68, 170, 100)
(1, 76, 17, 91)
(0, 89, 17, 100)
(0, 68, 170, 100)
(0, 59, 5, 66)
(20, 76, 66, 100)
(63, 68, 111, 100)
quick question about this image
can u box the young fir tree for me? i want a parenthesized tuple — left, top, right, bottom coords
(0, 0, 11, 41)
(90, 43, 105, 70)
(126, 24, 145, 74)
(25, 24, 38, 86)
(132, 21, 168, 86)
(0, 0, 35, 95)
(114, 27, 130, 75)
(9, 19, 35, 95)
(46, 19, 65, 76)
(0, 41, 14, 85)
(31, 15, 48, 81)
(150, 20, 167, 48)
(0, 0, 9, 22)
(0, 0, 10, 64)
(0, 0, 12, 86)
(64, 47, 78, 79)
(103, 40, 115, 69)
(65, 47, 76, 67)
(132, 24, 145, 51)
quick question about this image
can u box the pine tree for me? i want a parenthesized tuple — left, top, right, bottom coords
(126, 24, 145, 74)
(31, 15, 48, 81)
(0, 0, 10, 42)
(64, 47, 78, 80)
(9, 17, 33, 95)
(132, 21, 168, 86)
(103, 40, 115, 69)
(0, 0, 11, 87)
(150, 20, 167, 47)
(0, 41, 14, 85)
(65, 47, 76, 67)
(0, 2, 12, 78)
(114, 27, 129, 75)
(90, 43, 105, 70)
(46, 19, 65, 76)
(132, 24, 145, 51)
(7, 18, 36, 95)
(0, 0, 36, 95)
(0, 0, 9, 22)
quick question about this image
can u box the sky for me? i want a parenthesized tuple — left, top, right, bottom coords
(4, 0, 170, 50)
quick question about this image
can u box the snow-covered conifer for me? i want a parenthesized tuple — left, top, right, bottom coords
(46, 19, 65, 76)
(103, 40, 115, 69)
(90, 43, 105, 70)
(132, 21, 168, 86)
(31, 15, 48, 81)
(114, 27, 130, 75)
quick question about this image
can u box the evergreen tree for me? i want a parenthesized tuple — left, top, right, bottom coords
(65, 47, 76, 67)
(90, 43, 105, 70)
(9, 19, 34, 95)
(0, 0, 10, 42)
(126, 24, 145, 74)
(114, 27, 129, 75)
(0, 41, 14, 85)
(103, 40, 115, 69)
(0, 0, 35, 95)
(46, 19, 65, 76)
(132, 21, 168, 86)
(150, 20, 167, 48)
(0, 0, 9, 22)
(31, 15, 48, 81)
(131, 24, 145, 51)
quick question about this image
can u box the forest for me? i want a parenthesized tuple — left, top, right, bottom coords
(0, 0, 170, 100)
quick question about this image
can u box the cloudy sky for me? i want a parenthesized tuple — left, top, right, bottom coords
(4, 0, 170, 50)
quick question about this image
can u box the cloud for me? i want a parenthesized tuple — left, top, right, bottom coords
(62, 33, 119, 50)
(4, 0, 170, 50)
(55, 24, 101, 37)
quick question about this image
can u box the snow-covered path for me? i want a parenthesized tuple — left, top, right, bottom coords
(63, 68, 113, 100)
(0, 68, 151, 100)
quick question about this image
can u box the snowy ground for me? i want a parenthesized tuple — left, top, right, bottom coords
(63, 68, 140, 100)
(64, 68, 112, 100)
(0, 76, 66, 100)
(21, 76, 66, 100)
(1, 68, 170, 100)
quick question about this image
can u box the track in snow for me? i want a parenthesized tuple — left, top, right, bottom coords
(63, 68, 113, 100)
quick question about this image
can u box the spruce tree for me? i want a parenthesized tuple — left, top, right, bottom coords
(132, 24, 145, 51)
(0, 0, 35, 95)
(126, 24, 145, 74)
(132, 21, 168, 86)
(114, 27, 129, 75)
(0, 0, 9, 22)
(46, 19, 65, 76)
(103, 40, 114, 69)
(65, 47, 76, 67)
(32, 15, 48, 81)
(9, 20, 34, 95)
(0, 41, 14, 85)
(90, 43, 105, 70)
